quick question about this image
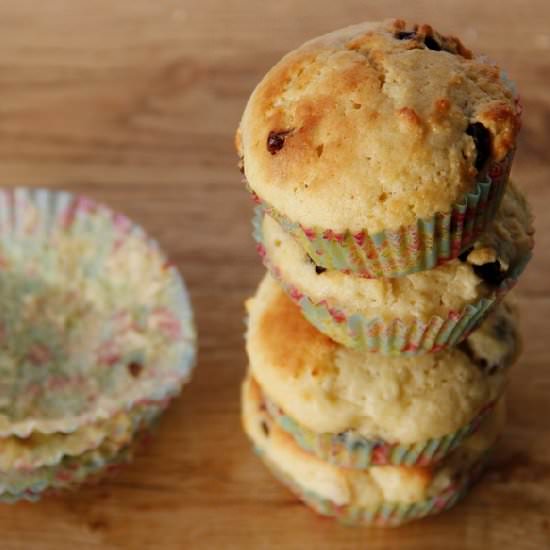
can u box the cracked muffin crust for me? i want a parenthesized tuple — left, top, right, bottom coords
(237, 19, 520, 235)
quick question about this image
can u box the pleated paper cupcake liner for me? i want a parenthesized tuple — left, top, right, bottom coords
(0, 443, 134, 503)
(250, 151, 513, 278)
(0, 398, 170, 473)
(256, 446, 491, 527)
(0, 188, 196, 437)
(253, 210, 531, 354)
(265, 395, 498, 469)
(0, 403, 162, 501)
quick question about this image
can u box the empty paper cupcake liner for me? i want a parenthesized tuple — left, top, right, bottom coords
(265, 396, 497, 469)
(250, 151, 513, 278)
(0, 404, 162, 502)
(0, 397, 170, 473)
(0, 188, 196, 437)
(253, 211, 531, 354)
(0, 443, 134, 503)
(256, 446, 491, 527)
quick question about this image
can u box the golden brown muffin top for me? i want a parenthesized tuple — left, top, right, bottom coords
(238, 19, 520, 233)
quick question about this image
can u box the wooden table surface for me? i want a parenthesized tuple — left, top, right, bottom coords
(0, 1, 548, 548)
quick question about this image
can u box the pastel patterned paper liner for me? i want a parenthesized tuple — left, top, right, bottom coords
(265, 396, 497, 469)
(0, 188, 196, 437)
(253, 210, 531, 354)
(256, 447, 491, 527)
(0, 402, 163, 502)
(250, 151, 513, 278)
(0, 443, 134, 503)
(0, 397, 171, 473)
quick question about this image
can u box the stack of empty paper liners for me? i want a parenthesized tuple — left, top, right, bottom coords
(236, 19, 534, 526)
(0, 189, 196, 501)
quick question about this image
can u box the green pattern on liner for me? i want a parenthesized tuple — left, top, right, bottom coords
(254, 445, 492, 527)
(253, 209, 531, 355)
(264, 395, 497, 469)
(250, 150, 513, 278)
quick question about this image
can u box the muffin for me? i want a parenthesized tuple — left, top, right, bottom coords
(245, 275, 518, 467)
(242, 376, 503, 526)
(238, 19, 521, 277)
(255, 182, 532, 353)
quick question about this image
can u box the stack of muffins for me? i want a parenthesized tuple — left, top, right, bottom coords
(0, 189, 196, 501)
(237, 19, 534, 526)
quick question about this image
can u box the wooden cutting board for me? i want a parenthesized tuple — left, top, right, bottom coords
(0, 1, 548, 548)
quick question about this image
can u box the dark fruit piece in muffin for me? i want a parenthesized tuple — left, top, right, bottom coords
(267, 130, 293, 155)
(466, 122, 492, 171)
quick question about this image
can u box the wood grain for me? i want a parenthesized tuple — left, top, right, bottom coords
(0, 1, 548, 548)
